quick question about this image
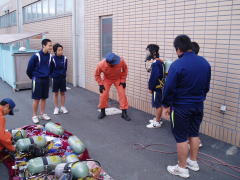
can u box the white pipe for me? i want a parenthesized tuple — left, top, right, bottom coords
(72, 0, 78, 87)
(72, 0, 85, 88)
(16, 0, 23, 33)
(78, 0, 85, 88)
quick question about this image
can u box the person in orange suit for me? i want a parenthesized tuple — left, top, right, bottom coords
(95, 53, 131, 121)
(0, 98, 16, 179)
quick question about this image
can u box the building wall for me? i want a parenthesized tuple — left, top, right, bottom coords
(0, 0, 73, 83)
(0, 25, 17, 33)
(85, 0, 240, 146)
(23, 15, 73, 82)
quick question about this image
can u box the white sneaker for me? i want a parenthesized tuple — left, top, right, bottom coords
(39, 114, 51, 121)
(148, 117, 156, 123)
(60, 106, 68, 114)
(167, 164, 190, 178)
(53, 107, 60, 115)
(32, 116, 39, 124)
(187, 158, 199, 171)
(146, 121, 163, 128)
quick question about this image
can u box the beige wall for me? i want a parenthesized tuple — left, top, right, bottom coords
(23, 15, 73, 82)
(0, 0, 73, 83)
(85, 0, 240, 146)
(0, 25, 17, 33)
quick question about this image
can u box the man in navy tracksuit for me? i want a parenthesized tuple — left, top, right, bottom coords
(51, 43, 68, 115)
(162, 35, 211, 178)
(146, 44, 165, 128)
(26, 39, 53, 124)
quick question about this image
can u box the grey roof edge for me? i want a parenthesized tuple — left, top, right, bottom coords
(0, 31, 48, 44)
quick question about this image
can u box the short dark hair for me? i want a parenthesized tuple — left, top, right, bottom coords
(146, 44, 160, 58)
(192, 41, 200, 55)
(41, 39, 52, 47)
(53, 43, 63, 55)
(174, 35, 192, 52)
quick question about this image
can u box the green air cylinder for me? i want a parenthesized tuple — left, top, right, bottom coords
(10, 129, 27, 141)
(16, 136, 46, 151)
(68, 136, 85, 154)
(66, 154, 79, 163)
(71, 162, 89, 178)
(45, 122, 64, 135)
(164, 60, 173, 75)
(27, 156, 62, 175)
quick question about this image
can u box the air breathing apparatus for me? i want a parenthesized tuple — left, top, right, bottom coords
(55, 159, 101, 179)
(145, 44, 173, 74)
(27, 155, 62, 175)
(10, 129, 27, 142)
(16, 136, 47, 152)
(45, 122, 64, 135)
(68, 136, 86, 154)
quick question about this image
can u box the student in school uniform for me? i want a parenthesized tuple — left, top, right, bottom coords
(51, 43, 68, 115)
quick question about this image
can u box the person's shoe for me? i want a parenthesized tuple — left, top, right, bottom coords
(121, 109, 131, 121)
(60, 106, 68, 114)
(148, 117, 156, 123)
(39, 114, 51, 121)
(186, 158, 200, 171)
(98, 108, 106, 119)
(53, 107, 60, 115)
(146, 121, 163, 128)
(167, 164, 190, 178)
(32, 116, 39, 124)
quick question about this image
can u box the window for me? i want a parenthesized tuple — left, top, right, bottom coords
(37, 1, 42, 19)
(0, 11, 16, 28)
(9, 12, 15, 26)
(101, 17, 113, 58)
(27, 5, 32, 21)
(32, 3, 37, 20)
(42, 0, 48, 17)
(65, 0, 73, 12)
(56, 0, 64, 15)
(49, 0, 55, 16)
(21, 0, 72, 24)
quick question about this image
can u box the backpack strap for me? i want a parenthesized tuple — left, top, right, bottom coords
(155, 62, 166, 89)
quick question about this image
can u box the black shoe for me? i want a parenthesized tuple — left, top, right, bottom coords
(121, 109, 131, 121)
(98, 108, 106, 119)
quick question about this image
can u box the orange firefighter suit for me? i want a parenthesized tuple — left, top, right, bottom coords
(0, 106, 15, 152)
(95, 58, 129, 110)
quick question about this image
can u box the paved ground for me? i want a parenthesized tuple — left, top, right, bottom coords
(0, 79, 239, 180)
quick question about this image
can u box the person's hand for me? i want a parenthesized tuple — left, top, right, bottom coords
(99, 85, 105, 93)
(159, 58, 164, 63)
(148, 89, 153, 94)
(119, 82, 126, 89)
(162, 106, 170, 120)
